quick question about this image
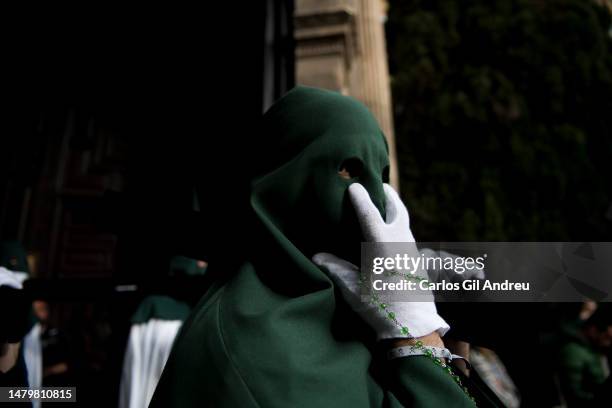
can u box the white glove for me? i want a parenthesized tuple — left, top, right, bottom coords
(313, 183, 449, 340)
(348, 183, 416, 243)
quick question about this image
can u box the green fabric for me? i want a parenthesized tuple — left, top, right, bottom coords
(151, 86, 477, 407)
(249, 85, 389, 263)
(169, 255, 207, 276)
(0, 241, 29, 274)
(130, 295, 191, 324)
(556, 323, 607, 405)
(131, 257, 201, 324)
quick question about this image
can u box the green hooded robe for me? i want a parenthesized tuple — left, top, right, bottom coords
(151, 86, 480, 407)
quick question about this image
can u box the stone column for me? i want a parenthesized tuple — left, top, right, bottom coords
(349, 0, 398, 189)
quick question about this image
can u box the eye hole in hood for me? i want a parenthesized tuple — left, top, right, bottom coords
(338, 158, 364, 180)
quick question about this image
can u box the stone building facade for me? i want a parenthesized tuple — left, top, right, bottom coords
(294, 0, 399, 188)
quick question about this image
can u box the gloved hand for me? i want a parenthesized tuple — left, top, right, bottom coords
(313, 183, 449, 340)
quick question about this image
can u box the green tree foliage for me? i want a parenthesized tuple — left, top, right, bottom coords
(387, 0, 612, 241)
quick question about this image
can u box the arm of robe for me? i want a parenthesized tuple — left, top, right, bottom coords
(387, 356, 476, 407)
(151, 282, 480, 408)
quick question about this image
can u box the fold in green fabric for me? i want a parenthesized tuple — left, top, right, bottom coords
(151, 87, 478, 407)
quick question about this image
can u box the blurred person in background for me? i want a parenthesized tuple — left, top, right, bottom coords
(555, 304, 612, 406)
(0, 265, 30, 386)
(0, 241, 39, 408)
(118, 256, 205, 408)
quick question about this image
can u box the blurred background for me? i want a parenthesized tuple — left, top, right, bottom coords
(1, 1, 611, 407)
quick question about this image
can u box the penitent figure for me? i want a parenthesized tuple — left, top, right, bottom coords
(151, 86, 500, 407)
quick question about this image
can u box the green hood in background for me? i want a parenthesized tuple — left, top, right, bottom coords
(151, 87, 476, 407)
(0, 241, 30, 274)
